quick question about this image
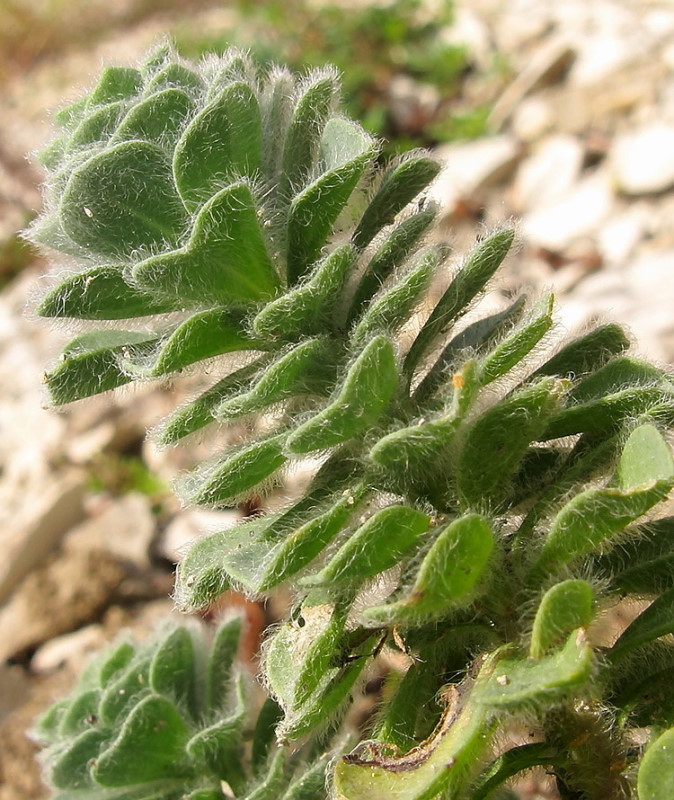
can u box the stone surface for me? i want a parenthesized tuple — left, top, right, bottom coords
(157, 508, 241, 563)
(511, 134, 584, 212)
(522, 169, 614, 252)
(610, 123, 674, 195)
(30, 624, 106, 675)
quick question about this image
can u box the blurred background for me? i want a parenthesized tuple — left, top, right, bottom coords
(1, 1, 674, 798)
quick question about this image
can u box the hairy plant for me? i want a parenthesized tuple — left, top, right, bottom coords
(35, 617, 332, 800)
(31, 44, 674, 800)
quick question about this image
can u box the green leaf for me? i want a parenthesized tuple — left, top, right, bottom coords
(145, 63, 204, 95)
(282, 73, 339, 192)
(638, 728, 674, 800)
(455, 377, 564, 510)
(477, 295, 554, 385)
(361, 514, 494, 626)
(121, 308, 261, 378)
(260, 69, 295, 180)
(251, 698, 283, 774)
(173, 81, 262, 209)
(609, 586, 674, 661)
(149, 627, 197, 717)
(530, 424, 674, 578)
(132, 181, 280, 305)
(67, 100, 127, 151)
(413, 296, 527, 403)
(479, 629, 592, 709)
(94, 695, 190, 785)
(530, 580, 594, 659)
(187, 678, 246, 785)
(112, 88, 195, 146)
(404, 229, 515, 377)
(206, 617, 242, 711)
(542, 357, 673, 439)
(350, 247, 436, 346)
(302, 505, 430, 589)
(37, 266, 181, 320)
(281, 757, 328, 800)
(181, 434, 287, 507)
(286, 147, 374, 285)
(60, 141, 188, 259)
(99, 641, 135, 684)
(50, 729, 110, 789)
(155, 359, 267, 446)
(243, 752, 290, 800)
(89, 66, 142, 104)
(593, 517, 674, 594)
(471, 743, 564, 800)
(45, 330, 156, 405)
(256, 487, 366, 591)
(615, 423, 674, 489)
(252, 245, 355, 341)
(533, 323, 630, 378)
(215, 338, 336, 419)
(286, 335, 397, 454)
(58, 689, 101, 735)
(347, 209, 436, 327)
(98, 656, 152, 726)
(352, 154, 441, 250)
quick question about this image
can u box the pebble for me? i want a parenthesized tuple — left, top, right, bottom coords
(610, 123, 674, 195)
(522, 169, 614, 252)
(511, 134, 584, 212)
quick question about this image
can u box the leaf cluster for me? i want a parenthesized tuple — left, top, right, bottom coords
(30, 45, 674, 800)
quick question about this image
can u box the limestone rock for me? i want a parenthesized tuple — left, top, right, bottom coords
(610, 124, 674, 195)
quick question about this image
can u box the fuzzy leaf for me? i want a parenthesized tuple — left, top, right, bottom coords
(281, 757, 329, 800)
(98, 657, 152, 726)
(149, 627, 197, 717)
(282, 73, 338, 192)
(404, 229, 514, 377)
(37, 266, 180, 320)
(98, 642, 135, 685)
(60, 141, 188, 259)
(594, 517, 674, 594)
(58, 689, 101, 736)
(133, 181, 280, 305)
(637, 728, 674, 800)
(609, 586, 674, 661)
(286, 146, 374, 285)
(112, 88, 195, 146)
(50, 729, 110, 790)
(186, 686, 245, 783)
(215, 338, 335, 419)
(252, 699, 283, 774)
(93, 695, 190, 785)
(243, 752, 290, 800)
(477, 295, 554, 385)
(542, 357, 674, 439)
(173, 81, 261, 209)
(302, 505, 430, 589)
(121, 308, 261, 378)
(352, 154, 440, 250)
(182, 433, 287, 506)
(350, 248, 436, 346)
(530, 580, 594, 659)
(145, 63, 204, 95)
(207, 617, 242, 710)
(285, 335, 397, 454)
(253, 245, 355, 341)
(89, 66, 142, 104)
(155, 359, 267, 446)
(615, 422, 674, 489)
(533, 323, 630, 378)
(361, 514, 493, 626)
(67, 100, 127, 151)
(456, 377, 564, 510)
(45, 330, 156, 405)
(347, 209, 436, 326)
(479, 629, 592, 709)
(471, 743, 564, 800)
(261, 69, 294, 180)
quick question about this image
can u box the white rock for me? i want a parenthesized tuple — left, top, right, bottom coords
(511, 96, 554, 142)
(610, 124, 674, 195)
(430, 136, 519, 215)
(158, 508, 240, 563)
(597, 207, 649, 266)
(439, 8, 491, 69)
(522, 169, 614, 252)
(0, 472, 87, 604)
(31, 624, 106, 675)
(511, 135, 584, 213)
(66, 492, 156, 569)
(570, 34, 641, 87)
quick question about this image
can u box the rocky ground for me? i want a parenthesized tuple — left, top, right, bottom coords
(1, 1, 674, 798)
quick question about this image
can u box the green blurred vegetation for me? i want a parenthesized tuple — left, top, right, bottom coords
(175, 0, 491, 152)
(87, 453, 167, 509)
